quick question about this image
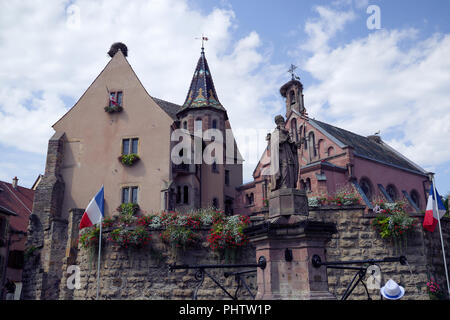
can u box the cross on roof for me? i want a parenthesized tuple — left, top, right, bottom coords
(288, 64, 300, 80)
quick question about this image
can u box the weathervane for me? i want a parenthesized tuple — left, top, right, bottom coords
(195, 34, 209, 52)
(288, 64, 300, 81)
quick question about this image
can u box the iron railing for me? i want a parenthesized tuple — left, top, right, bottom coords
(168, 256, 266, 300)
(312, 254, 408, 300)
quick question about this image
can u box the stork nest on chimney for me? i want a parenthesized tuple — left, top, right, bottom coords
(108, 42, 128, 57)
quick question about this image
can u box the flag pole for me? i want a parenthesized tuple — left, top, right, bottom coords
(96, 217, 102, 300)
(431, 175, 450, 298)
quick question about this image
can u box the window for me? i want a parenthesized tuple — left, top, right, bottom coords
(225, 197, 234, 215)
(122, 186, 138, 204)
(109, 91, 123, 107)
(225, 170, 230, 186)
(0, 217, 6, 245)
(308, 132, 316, 157)
(183, 121, 187, 130)
(246, 193, 254, 206)
(8, 250, 24, 269)
(212, 119, 217, 129)
(359, 178, 373, 201)
(290, 90, 296, 105)
(305, 178, 311, 192)
(176, 186, 181, 204)
(410, 190, 420, 208)
(317, 139, 324, 158)
(195, 118, 202, 132)
(327, 146, 335, 157)
(300, 179, 306, 191)
(183, 186, 189, 204)
(291, 118, 298, 142)
(212, 160, 219, 173)
(212, 197, 219, 208)
(386, 184, 398, 201)
(122, 138, 138, 155)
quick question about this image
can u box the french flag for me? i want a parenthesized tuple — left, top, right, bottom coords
(110, 94, 118, 106)
(79, 186, 104, 230)
(423, 183, 446, 232)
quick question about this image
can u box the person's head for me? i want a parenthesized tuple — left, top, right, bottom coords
(380, 279, 405, 300)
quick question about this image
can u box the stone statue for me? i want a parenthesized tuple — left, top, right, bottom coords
(269, 115, 299, 191)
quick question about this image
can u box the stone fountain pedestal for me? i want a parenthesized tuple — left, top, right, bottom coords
(249, 188, 337, 300)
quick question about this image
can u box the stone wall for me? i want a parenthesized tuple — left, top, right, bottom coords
(22, 132, 66, 300)
(23, 203, 450, 300)
(70, 230, 257, 300)
(309, 206, 450, 300)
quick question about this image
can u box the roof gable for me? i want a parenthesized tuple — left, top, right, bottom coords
(53, 49, 176, 129)
(0, 181, 33, 232)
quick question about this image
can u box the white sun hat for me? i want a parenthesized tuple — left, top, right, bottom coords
(380, 279, 405, 300)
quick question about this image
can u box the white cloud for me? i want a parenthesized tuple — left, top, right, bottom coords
(302, 6, 356, 53)
(299, 5, 450, 169)
(0, 0, 284, 184)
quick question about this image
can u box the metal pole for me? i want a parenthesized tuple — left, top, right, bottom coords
(96, 221, 102, 300)
(431, 175, 450, 298)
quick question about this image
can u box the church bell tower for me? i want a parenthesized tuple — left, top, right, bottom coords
(280, 65, 305, 118)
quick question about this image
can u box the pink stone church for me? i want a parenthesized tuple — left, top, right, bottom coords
(235, 76, 431, 216)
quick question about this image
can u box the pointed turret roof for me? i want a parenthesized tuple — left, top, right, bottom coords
(178, 49, 225, 115)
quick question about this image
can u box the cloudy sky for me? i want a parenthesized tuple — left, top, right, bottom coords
(0, 0, 449, 194)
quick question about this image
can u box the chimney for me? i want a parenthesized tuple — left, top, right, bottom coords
(12, 176, 18, 189)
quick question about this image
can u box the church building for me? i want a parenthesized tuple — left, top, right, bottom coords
(235, 74, 431, 216)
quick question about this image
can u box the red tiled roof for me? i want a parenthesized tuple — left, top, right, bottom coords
(0, 181, 34, 233)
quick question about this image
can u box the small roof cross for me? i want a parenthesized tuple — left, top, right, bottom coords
(288, 64, 300, 80)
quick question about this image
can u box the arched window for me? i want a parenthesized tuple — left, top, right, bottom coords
(212, 119, 217, 129)
(289, 90, 296, 105)
(183, 186, 189, 204)
(308, 132, 316, 157)
(386, 184, 397, 201)
(327, 146, 335, 157)
(195, 118, 202, 132)
(410, 190, 420, 208)
(300, 179, 306, 191)
(291, 118, 298, 142)
(305, 178, 311, 192)
(317, 139, 324, 158)
(359, 178, 373, 201)
(246, 193, 254, 205)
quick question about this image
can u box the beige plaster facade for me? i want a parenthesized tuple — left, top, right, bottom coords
(51, 45, 242, 219)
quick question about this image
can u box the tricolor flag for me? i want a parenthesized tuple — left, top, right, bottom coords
(80, 186, 104, 230)
(109, 93, 118, 106)
(423, 183, 446, 232)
